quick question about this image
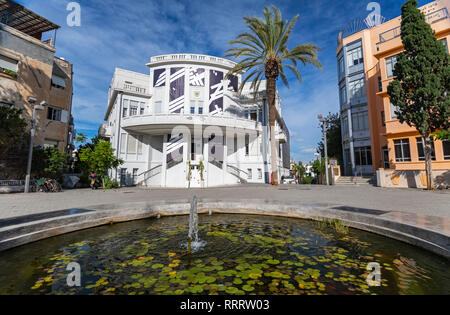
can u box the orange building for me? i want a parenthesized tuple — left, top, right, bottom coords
(337, 0, 449, 188)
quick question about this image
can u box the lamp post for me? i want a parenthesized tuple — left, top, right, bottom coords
(24, 99, 46, 193)
(318, 114, 330, 186)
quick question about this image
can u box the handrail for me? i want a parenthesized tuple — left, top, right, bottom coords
(226, 164, 248, 184)
(137, 164, 162, 185)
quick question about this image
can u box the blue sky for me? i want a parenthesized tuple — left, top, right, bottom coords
(16, 0, 432, 163)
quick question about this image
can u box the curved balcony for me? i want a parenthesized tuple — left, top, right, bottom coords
(121, 113, 264, 134)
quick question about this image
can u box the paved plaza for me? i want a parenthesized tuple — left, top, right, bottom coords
(0, 184, 449, 220)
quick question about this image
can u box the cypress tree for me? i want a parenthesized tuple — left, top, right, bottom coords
(387, 0, 450, 190)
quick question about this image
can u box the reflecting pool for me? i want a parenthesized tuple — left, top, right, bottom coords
(0, 214, 449, 295)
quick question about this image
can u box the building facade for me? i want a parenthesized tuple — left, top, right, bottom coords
(101, 54, 290, 188)
(0, 0, 75, 153)
(337, 0, 449, 186)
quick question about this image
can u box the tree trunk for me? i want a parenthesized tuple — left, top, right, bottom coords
(423, 134, 433, 190)
(267, 77, 278, 186)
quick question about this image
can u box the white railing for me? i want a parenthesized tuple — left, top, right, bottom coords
(150, 54, 236, 67)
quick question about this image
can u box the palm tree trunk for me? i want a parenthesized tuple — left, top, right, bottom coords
(267, 77, 279, 186)
(423, 134, 433, 190)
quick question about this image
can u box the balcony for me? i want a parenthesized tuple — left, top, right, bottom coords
(121, 112, 264, 134)
(111, 81, 150, 96)
(148, 54, 236, 69)
(376, 8, 448, 51)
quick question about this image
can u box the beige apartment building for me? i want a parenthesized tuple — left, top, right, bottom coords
(337, 0, 449, 188)
(0, 0, 74, 153)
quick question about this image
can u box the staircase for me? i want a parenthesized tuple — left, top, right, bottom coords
(336, 176, 374, 186)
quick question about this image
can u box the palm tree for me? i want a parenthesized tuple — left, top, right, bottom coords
(225, 6, 322, 185)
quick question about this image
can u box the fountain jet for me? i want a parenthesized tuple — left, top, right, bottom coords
(187, 196, 198, 254)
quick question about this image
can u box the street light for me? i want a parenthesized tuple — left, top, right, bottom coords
(24, 99, 46, 193)
(318, 114, 330, 186)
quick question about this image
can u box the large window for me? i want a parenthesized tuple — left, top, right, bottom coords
(120, 134, 126, 154)
(354, 147, 372, 166)
(154, 101, 162, 114)
(394, 139, 411, 162)
(347, 46, 363, 67)
(390, 102, 400, 120)
(0, 54, 18, 73)
(349, 78, 365, 99)
(47, 107, 62, 121)
(342, 115, 349, 136)
(443, 141, 450, 160)
(386, 55, 398, 78)
(127, 134, 137, 154)
(129, 100, 139, 116)
(340, 85, 347, 105)
(416, 137, 436, 161)
(122, 99, 129, 117)
(338, 57, 345, 77)
(51, 75, 66, 89)
(351, 111, 369, 132)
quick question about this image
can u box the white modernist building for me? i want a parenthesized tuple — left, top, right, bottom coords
(100, 54, 290, 188)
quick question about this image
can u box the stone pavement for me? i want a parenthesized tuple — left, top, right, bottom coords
(0, 184, 449, 219)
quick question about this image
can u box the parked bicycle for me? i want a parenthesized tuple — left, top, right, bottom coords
(36, 178, 62, 193)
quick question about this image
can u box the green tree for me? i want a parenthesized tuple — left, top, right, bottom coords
(44, 147, 69, 179)
(387, 0, 449, 190)
(317, 112, 343, 167)
(78, 139, 123, 188)
(312, 157, 325, 184)
(225, 6, 322, 185)
(0, 106, 27, 160)
(292, 161, 305, 182)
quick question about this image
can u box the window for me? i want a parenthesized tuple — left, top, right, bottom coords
(140, 102, 146, 115)
(339, 85, 347, 105)
(342, 115, 349, 136)
(120, 134, 126, 154)
(190, 106, 195, 114)
(338, 57, 345, 77)
(258, 168, 262, 180)
(258, 108, 263, 123)
(154, 101, 162, 114)
(120, 168, 127, 186)
(250, 110, 257, 121)
(381, 111, 386, 126)
(382, 146, 390, 169)
(441, 38, 448, 53)
(416, 137, 436, 161)
(47, 107, 62, 121)
(354, 147, 372, 166)
(247, 169, 252, 180)
(127, 134, 137, 154)
(51, 75, 66, 89)
(129, 100, 139, 116)
(386, 55, 398, 78)
(122, 99, 129, 117)
(349, 79, 365, 99)
(347, 46, 363, 67)
(394, 139, 411, 162)
(0, 54, 18, 75)
(378, 76, 382, 92)
(137, 135, 144, 155)
(390, 102, 399, 120)
(351, 111, 369, 132)
(443, 141, 450, 160)
(245, 134, 249, 156)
